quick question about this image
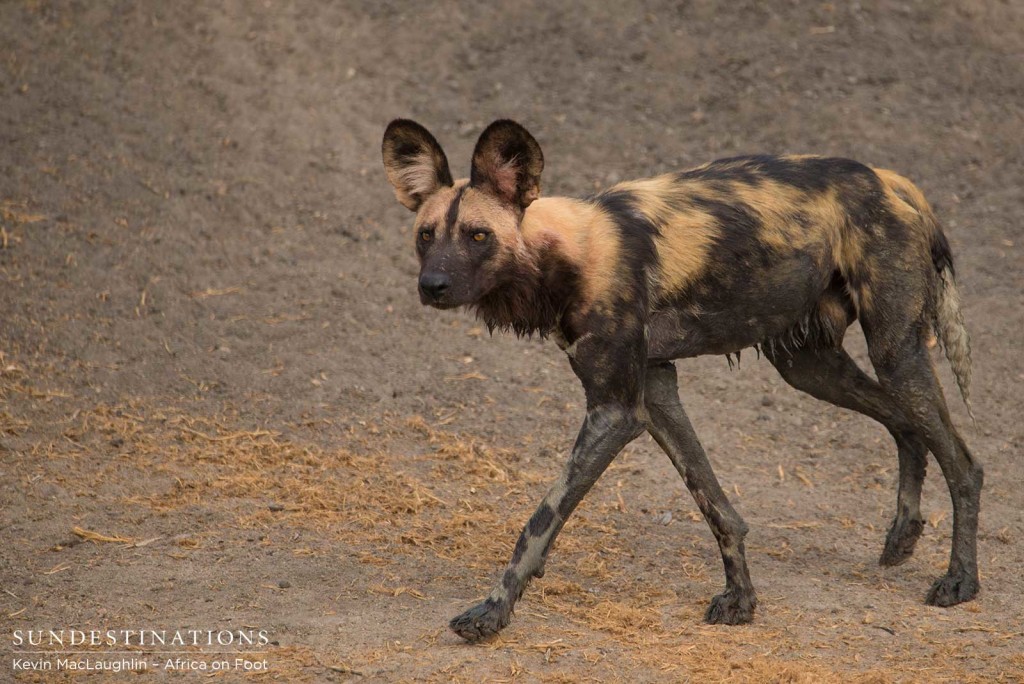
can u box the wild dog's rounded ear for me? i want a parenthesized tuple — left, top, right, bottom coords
(382, 119, 454, 211)
(470, 120, 544, 212)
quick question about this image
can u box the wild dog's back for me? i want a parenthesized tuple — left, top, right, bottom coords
(586, 155, 941, 361)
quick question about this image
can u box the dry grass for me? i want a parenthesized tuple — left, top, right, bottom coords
(71, 526, 135, 544)
(4, 361, 1021, 683)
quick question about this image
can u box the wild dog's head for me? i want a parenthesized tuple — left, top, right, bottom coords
(382, 119, 544, 309)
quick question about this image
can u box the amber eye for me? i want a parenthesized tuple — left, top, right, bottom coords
(472, 231, 489, 242)
(419, 230, 433, 243)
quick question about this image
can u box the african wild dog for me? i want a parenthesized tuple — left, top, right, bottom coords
(382, 119, 982, 641)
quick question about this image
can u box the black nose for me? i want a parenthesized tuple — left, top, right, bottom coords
(419, 272, 451, 300)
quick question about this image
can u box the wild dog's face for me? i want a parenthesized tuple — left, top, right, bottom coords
(382, 119, 543, 309)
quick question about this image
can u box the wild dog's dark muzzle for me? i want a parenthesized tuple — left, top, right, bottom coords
(418, 271, 451, 304)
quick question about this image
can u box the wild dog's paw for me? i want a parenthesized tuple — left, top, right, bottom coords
(880, 516, 924, 567)
(449, 599, 510, 642)
(926, 572, 979, 607)
(704, 589, 757, 625)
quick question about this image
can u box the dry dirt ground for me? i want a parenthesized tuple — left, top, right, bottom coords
(2, 1, 1023, 682)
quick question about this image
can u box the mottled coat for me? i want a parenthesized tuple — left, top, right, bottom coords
(382, 119, 981, 641)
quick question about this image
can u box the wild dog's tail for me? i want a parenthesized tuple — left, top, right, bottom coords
(876, 168, 974, 419)
(932, 232, 975, 421)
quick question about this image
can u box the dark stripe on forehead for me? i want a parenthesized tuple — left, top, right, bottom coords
(445, 185, 467, 235)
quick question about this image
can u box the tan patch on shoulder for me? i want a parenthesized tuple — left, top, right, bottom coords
(607, 175, 723, 300)
(580, 210, 624, 308)
(521, 198, 621, 310)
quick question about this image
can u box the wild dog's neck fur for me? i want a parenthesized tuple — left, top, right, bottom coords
(472, 198, 593, 338)
(471, 234, 581, 338)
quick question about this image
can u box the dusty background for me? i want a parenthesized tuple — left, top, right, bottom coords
(1, 1, 1022, 681)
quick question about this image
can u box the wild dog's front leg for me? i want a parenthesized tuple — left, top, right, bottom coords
(645, 362, 757, 624)
(449, 404, 645, 641)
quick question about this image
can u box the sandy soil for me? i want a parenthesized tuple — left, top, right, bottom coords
(1, 1, 1022, 681)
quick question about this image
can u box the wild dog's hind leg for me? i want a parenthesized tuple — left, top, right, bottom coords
(884, 433, 929, 566)
(767, 345, 929, 566)
(645, 362, 757, 624)
(863, 319, 982, 606)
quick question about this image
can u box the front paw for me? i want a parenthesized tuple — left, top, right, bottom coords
(926, 571, 979, 607)
(704, 589, 757, 625)
(449, 599, 510, 642)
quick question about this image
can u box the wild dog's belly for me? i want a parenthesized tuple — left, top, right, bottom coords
(647, 250, 829, 361)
